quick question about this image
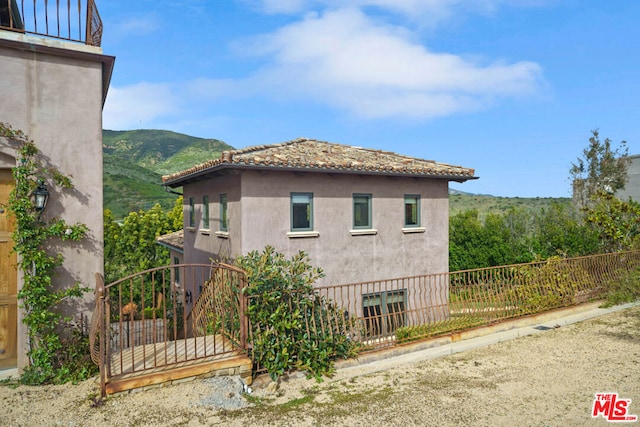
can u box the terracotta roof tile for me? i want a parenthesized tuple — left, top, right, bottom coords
(155, 229, 184, 251)
(162, 138, 475, 184)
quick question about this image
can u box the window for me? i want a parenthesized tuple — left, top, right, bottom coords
(173, 257, 180, 284)
(188, 197, 195, 228)
(362, 290, 406, 338)
(404, 195, 420, 227)
(353, 194, 372, 229)
(202, 195, 210, 229)
(220, 194, 228, 231)
(291, 193, 313, 231)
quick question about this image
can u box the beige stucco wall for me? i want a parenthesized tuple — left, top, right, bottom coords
(238, 170, 449, 286)
(181, 168, 450, 287)
(182, 173, 241, 265)
(0, 34, 111, 370)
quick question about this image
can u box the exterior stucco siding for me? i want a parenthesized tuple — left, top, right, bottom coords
(0, 37, 110, 370)
(182, 174, 241, 264)
(238, 170, 449, 286)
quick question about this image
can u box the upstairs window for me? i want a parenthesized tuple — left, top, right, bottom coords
(202, 195, 210, 229)
(404, 195, 420, 227)
(220, 194, 228, 232)
(291, 193, 313, 231)
(353, 194, 372, 229)
(188, 197, 195, 228)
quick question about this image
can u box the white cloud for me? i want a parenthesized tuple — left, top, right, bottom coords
(112, 14, 161, 38)
(103, 82, 179, 130)
(106, 2, 546, 126)
(103, 79, 245, 132)
(241, 8, 542, 119)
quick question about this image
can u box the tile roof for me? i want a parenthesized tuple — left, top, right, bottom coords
(162, 137, 476, 185)
(155, 229, 184, 252)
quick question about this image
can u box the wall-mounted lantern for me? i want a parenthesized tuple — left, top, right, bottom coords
(33, 180, 49, 217)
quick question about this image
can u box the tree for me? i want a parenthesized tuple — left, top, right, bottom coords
(584, 191, 640, 252)
(104, 197, 183, 284)
(570, 129, 629, 209)
(532, 203, 599, 258)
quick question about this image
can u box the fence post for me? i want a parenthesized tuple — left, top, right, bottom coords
(94, 273, 107, 398)
(239, 272, 248, 353)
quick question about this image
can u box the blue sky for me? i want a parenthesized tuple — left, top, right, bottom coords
(99, 0, 639, 198)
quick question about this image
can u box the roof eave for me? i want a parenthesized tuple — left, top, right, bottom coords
(163, 163, 477, 187)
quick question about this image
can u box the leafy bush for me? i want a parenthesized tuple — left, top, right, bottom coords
(236, 246, 358, 381)
(601, 267, 640, 307)
(507, 257, 594, 314)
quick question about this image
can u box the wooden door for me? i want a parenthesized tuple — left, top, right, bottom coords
(0, 170, 17, 370)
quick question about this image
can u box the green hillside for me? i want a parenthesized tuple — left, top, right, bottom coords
(103, 129, 233, 175)
(102, 129, 234, 218)
(449, 192, 572, 217)
(103, 153, 176, 218)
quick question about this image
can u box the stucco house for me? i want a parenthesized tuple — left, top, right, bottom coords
(161, 138, 477, 295)
(616, 154, 640, 202)
(0, 1, 113, 373)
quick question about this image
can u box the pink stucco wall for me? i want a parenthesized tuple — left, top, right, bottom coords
(182, 169, 450, 287)
(0, 33, 112, 370)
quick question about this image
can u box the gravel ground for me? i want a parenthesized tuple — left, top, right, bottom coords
(1, 304, 639, 426)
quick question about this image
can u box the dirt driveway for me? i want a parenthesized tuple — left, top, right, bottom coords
(2, 304, 639, 426)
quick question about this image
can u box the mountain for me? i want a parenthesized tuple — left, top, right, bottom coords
(103, 129, 234, 218)
(103, 129, 233, 175)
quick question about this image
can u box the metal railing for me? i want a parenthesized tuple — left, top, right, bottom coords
(316, 250, 640, 350)
(90, 250, 640, 394)
(91, 263, 249, 397)
(0, 0, 102, 46)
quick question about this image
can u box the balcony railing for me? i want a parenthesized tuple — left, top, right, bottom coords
(0, 0, 102, 47)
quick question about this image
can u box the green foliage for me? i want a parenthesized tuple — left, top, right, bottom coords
(507, 257, 594, 314)
(449, 203, 600, 271)
(0, 123, 95, 385)
(532, 202, 599, 258)
(570, 129, 629, 210)
(449, 208, 536, 271)
(601, 267, 640, 307)
(449, 193, 572, 219)
(584, 191, 640, 252)
(104, 196, 183, 284)
(236, 246, 358, 382)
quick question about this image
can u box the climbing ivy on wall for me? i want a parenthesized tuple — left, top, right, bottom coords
(0, 123, 96, 384)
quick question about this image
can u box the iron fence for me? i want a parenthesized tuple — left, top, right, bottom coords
(0, 0, 102, 46)
(90, 250, 640, 394)
(315, 250, 640, 350)
(90, 263, 248, 397)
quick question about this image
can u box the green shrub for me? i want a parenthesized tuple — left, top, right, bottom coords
(601, 267, 640, 307)
(507, 257, 594, 314)
(237, 246, 359, 381)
